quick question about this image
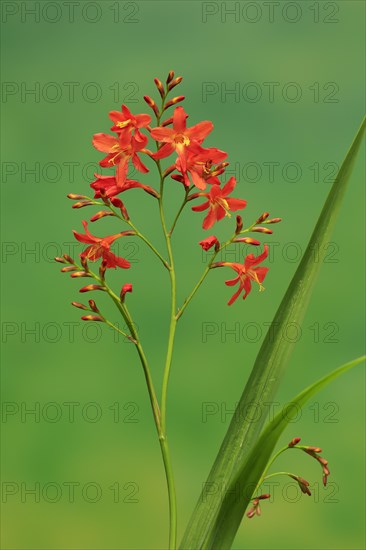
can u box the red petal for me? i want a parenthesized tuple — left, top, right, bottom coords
(191, 201, 209, 212)
(226, 198, 247, 211)
(132, 153, 149, 173)
(244, 245, 269, 269)
(202, 207, 217, 230)
(150, 127, 174, 142)
(186, 121, 213, 142)
(92, 133, 118, 153)
(221, 176, 236, 196)
(152, 142, 175, 159)
(173, 106, 188, 132)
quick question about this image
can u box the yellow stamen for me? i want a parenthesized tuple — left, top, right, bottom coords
(117, 119, 131, 128)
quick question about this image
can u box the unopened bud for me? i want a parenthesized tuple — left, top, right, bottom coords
(252, 226, 273, 234)
(166, 70, 175, 84)
(55, 256, 67, 264)
(99, 261, 107, 281)
(256, 212, 270, 224)
(71, 301, 88, 310)
(154, 77, 165, 99)
(120, 283, 133, 302)
(234, 238, 260, 246)
(164, 96, 185, 110)
(81, 315, 104, 322)
(168, 76, 183, 91)
(163, 165, 176, 178)
(90, 210, 114, 222)
(144, 95, 159, 117)
(161, 116, 173, 127)
(110, 197, 129, 220)
(61, 266, 78, 272)
(80, 256, 89, 270)
(235, 215, 243, 234)
(266, 217, 282, 224)
(67, 193, 88, 200)
(288, 437, 301, 447)
(88, 299, 99, 312)
(63, 254, 74, 264)
(79, 284, 105, 293)
(71, 271, 91, 278)
(72, 200, 94, 209)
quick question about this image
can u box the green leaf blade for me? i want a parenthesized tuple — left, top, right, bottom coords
(181, 118, 366, 549)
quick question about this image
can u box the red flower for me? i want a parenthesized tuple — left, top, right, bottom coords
(199, 236, 219, 251)
(150, 106, 213, 173)
(90, 173, 158, 199)
(109, 105, 151, 136)
(213, 245, 269, 305)
(92, 132, 149, 185)
(73, 220, 132, 269)
(191, 177, 247, 230)
(174, 147, 228, 189)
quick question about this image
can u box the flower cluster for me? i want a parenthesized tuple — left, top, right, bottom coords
(57, 71, 281, 318)
(247, 436, 331, 520)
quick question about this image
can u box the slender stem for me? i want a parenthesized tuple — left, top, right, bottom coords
(176, 220, 260, 320)
(85, 196, 169, 269)
(157, 159, 178, 548)
(75, 261, 162, 432)
(254, 446, 289, 494)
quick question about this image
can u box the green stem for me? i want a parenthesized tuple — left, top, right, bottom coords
(176, 220, 260, 320)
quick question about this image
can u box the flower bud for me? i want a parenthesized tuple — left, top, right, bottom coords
(234, 238, 260, 246)
(63, 254, 74, 264)
(154, 77, 165, 98)
(164, 96, 185, 110)
(88, 299, 99, 312)
(90, 210, 114, 222)
(55, 256, 67, 264)
(120, 284, 133, 302)
(256, 212, 270, 224)
(166, 70, 175, 84)
(163, 165, 176, 178)
(288, 437, 301, 447)
(79, 284, 105, 293)
(266, 217, 282, 224)
(81, 315, 104, 322)
(98, 262, 106, 281)
(199, 236, 219, 251)
(168, 76, 183, 91)
(252, 226, 273, 234)
(144, 95, 159, 117)
(71, 301, 88, 310)
(161, 116, 173, 127)
(235, 215, 243, 234)
(110, 197, 130, 220)
(67, 193, 88, 200)
(72, 200, 94, 209)
(61, 266, 78, 272)
(71, 271, 91, 278)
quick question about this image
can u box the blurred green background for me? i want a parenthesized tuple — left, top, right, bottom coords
(1, 1, 365, 549)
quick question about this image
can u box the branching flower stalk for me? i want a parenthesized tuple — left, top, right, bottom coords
(56, 71, 283, 549)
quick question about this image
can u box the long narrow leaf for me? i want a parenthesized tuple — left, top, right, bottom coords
(204, 356, 365, 548)
(181, 117, 366, 549)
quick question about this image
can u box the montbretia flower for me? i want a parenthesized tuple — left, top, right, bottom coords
(73, 220, 133, 269)
(173, 148, 228, 189)
(92, 132, 149, 185)
(191, 177, 247, 230)
(213, 245, 269, 305)
(150, 106, 213, 173)
(109, 105, 151, 137)
(90, 173, 158, 199)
